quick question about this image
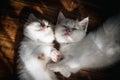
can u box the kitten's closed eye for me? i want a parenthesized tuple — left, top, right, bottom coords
(71, 28, 77, 31)
(63, 25, 68, 28)
(63, 25, 77, 31)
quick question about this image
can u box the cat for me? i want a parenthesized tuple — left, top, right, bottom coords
(18, 13, 61, 80)
(48, 12, 120, 78)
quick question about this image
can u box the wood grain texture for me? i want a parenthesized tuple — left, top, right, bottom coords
(0, 0, 120, 80)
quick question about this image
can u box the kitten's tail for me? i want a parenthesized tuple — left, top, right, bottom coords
(95, 14, 120, 44)
(102, 14, 120, 40)
(94, 14, 120, 67)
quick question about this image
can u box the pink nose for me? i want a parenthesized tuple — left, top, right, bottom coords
(65, 28, 71, 35)
(57, 54, 61, 59)
(41, 26, 47, 30)
(66, 28, 71, 32)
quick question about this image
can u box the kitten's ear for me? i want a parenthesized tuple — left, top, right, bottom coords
(57, 11, 65, 24)
(27, 13, 38, 22)
(79, 17, 89, 32)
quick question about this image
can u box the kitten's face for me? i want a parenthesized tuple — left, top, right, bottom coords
(55, 12, 89, 43)
(24, 14, 54, 43)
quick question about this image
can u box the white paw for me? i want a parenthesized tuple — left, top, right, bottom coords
(47, 63, 71, 78)
(59, 66, 71, 78)
(60, 70, 71, 78)
(51, 50, 61, 62)
(47, 63, 60, 71)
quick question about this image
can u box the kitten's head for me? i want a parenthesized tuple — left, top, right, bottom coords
(24, 14, 54, 43)
(55, 12, 89, 43)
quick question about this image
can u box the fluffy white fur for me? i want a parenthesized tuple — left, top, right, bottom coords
(48, 12, 120, 78)
(55, 12, 88, 43)
(18, 14, 60, 80)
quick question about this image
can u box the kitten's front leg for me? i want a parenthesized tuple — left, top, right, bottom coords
(47, 63, 71, 78)
(48, 55, 72, 78)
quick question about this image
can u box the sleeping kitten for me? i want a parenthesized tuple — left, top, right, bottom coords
(48, 12, 120, 78)
(18, 14, 61, 80)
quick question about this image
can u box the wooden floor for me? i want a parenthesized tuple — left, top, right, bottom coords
(0, 0, 120, 80)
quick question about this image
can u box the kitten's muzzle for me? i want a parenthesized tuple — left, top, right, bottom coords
(41, 25, 47, 31)
(64, 28, 71, 36)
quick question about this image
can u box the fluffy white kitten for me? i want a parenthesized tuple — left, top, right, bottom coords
(48, 12, 120, 78)
(18, 14, 61, 80)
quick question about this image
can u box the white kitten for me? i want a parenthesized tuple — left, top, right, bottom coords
(48, 12, 120, 78)
(18, 14, 61, 80)
(55, 12, 88, 43)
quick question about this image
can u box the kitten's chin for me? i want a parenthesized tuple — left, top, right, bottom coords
(25, 31, 55, 43)
(56, 37, 73, 44)
(56, 35, 85, 44)
(39, 36, 54, 43)
(26, 35, 54, 43)
(44, 34, 55, 43)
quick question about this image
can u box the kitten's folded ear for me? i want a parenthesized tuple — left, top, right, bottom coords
(79, 17, 89, 32)
(27, 13, 38, 23)
(57, 11, 65, 24)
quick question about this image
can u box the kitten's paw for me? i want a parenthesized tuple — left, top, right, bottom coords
(47, 63, 60, 72)
(51, 50, 61, 62)
(60, 71, 71, 78)
(47, 63, 71, 78)
(59, 66, 71, 78)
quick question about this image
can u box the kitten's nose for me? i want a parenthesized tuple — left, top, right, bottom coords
(41, 25, 47, 31)
(65, 28, 71, 35)
(57, 54, 61, 60)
